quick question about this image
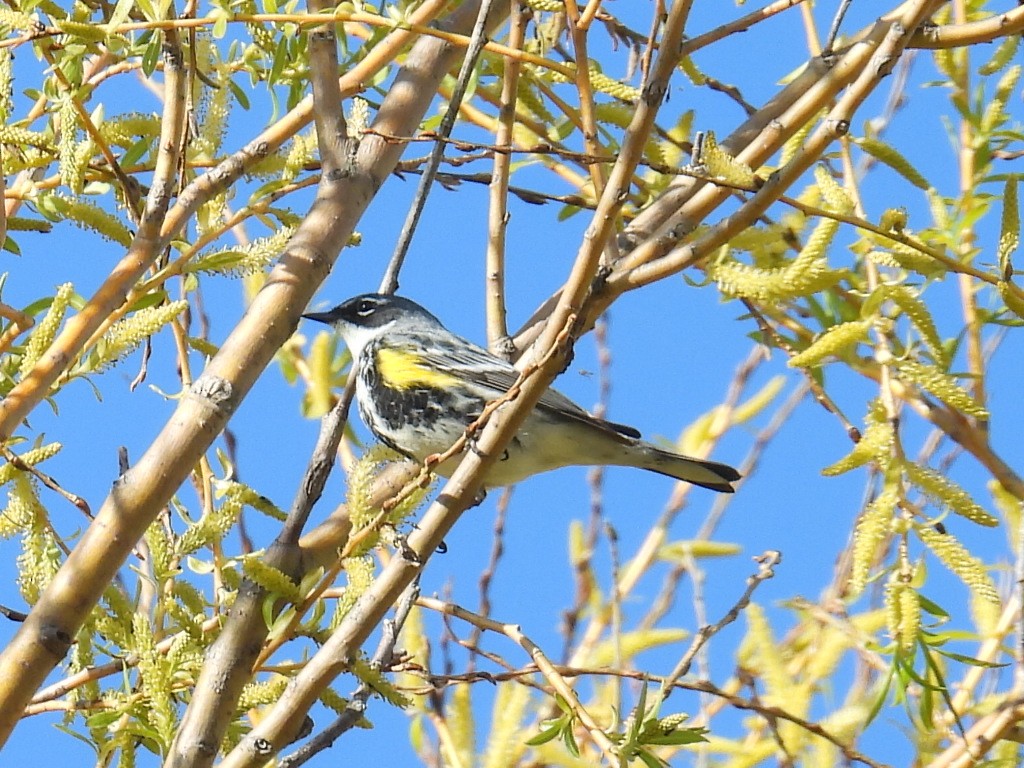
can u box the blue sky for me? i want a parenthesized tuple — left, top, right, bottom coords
(2, 1, 1022, 765)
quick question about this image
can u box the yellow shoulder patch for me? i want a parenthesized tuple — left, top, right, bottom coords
(375, 347, 461, 390)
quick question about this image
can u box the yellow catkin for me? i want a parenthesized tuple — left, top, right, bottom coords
(319, 687, 352, 715)
(702, 131, 755, 186)
(885, 580, 918, 652)
(887, 286, 946, 366)
(20, 283, 74, 378)
(916, 526, 1000, 604)
(350, 655, 409, 708)
(0, 49, 12, 122)
(998, 175, 1019, 273)
(870, 241, 946, 277)
(710, 247, 838, 303)
(979, 35, 1020, 75)
(332, 556, 375, 628)
(848, 483, 898, 597)
(0, 442, 62, 486)
(788, 320, 870, 368)
(0, 126, 51, 150)
(47, 194, 133, 246)
(97, 301, 189, 369)
(980, 65, 1020, 136)
(481, 682, 532, 768)
(547, 63, 641, 101)
(856, 137, 931, 190)
(897, 360, 988, 418)
(100, 113, 161, 146)
(879, 207, 908, 232)
(241, 556, 302, 603)
(0, 8, 37, 31)
(239, 676, 290, 709)
(447, 683, 476, 768)
(813, 165, 854, 214)
(187, 227, 294, 277)
(821, 402, 893, 476)
(55, 19, 109, 42)
(522, 0, 563, 10)
(999, 281, 1024, 320)
(904, 461, 998, 527)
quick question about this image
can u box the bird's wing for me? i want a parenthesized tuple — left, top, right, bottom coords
(415, 336, 641, 440)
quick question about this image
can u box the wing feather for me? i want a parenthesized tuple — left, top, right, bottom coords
(410, 334, 641, 441)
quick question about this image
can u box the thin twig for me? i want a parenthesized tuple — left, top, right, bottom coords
(278, 582, 422, 767)
(484, 0, 526, 355)
(418, 596, 620, 764)
(663, 551, 782, 692)
(380, 0, 497, 294)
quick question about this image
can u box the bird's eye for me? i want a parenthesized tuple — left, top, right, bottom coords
(355, 299, 376, 316)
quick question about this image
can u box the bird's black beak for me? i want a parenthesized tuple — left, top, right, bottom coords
(301, 310, 336, 325)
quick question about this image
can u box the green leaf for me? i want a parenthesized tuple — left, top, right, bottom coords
(142, 33, 161, 77)
(105, 0, 136, 32)
(524, 722, 562, 747)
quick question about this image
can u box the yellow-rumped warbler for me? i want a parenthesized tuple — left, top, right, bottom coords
(302, 294, 740, 492)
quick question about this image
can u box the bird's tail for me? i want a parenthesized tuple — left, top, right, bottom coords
(633, 444, 741, 492)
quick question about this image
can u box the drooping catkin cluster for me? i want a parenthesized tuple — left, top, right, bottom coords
(700, 131, 755, 187)
(884, 285, 946, 365)
(821, 400, 893, 477)
(998, 175, 1020, 319)
(178, 480, 285, 558)
(916, 526, 999, 605)
(282, 130, 319, 182)
(346, 444, 429, 534)
(847, 482, 899, 598)
(546, 63, 641, 102)
(38, 193, 134, 246)
(91, 300, 190, 372)
(19, 282, 74, 379)
(0, 48, 12, 123)
(902, 462, 998, 528)
(132, 612, 179, 747)
(884, 578, 920, 653)
(57, 96, 91, 194)
(329, 556, 375, 631)
(98, 113, 161, 147)
(186, 227, 295, 278)
(0, 442, 61, 489)
(895, 360, 989, 418)
(5, 476, 62, 605)
(856, 137, 931, 191)
(710, 166, 850, 303)
(521, 0, 564, 12)
(788, 319, 870, 369)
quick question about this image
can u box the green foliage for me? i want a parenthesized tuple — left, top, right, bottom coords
(613, 683, 708, 768)
(0, 2, 1020, 766)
